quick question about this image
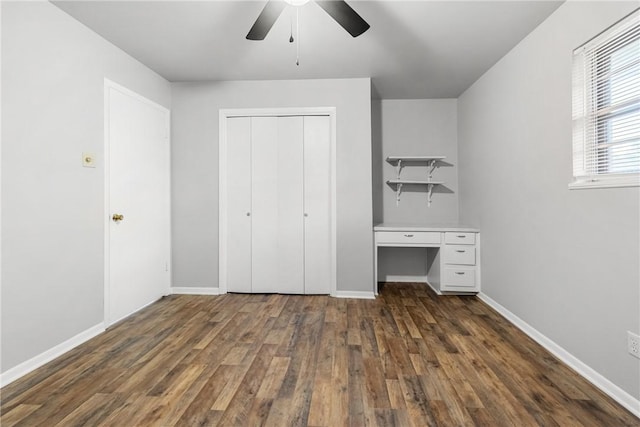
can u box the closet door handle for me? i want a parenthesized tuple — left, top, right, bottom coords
(246, 212, 251, 216)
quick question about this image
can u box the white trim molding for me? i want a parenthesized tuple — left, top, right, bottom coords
(381, 275, 429, 283)
(569, 174, 640, 190)
(478, 292, 640, 418)
(334, 291, 376, 300)
(171, 287, 221, 296)
(424, 280, 443, 296)
(0, 324, 104, 388)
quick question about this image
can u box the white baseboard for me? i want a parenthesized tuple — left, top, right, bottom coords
(424, 280, 442, 295)
(380, 280, 443, 295)
(0, 323, 104, 388)
(171, 287, 221, 295)
(174, 287, 374, 299)
(478, 292, 640, 418)
(334, 291, 376, 300)
(381, 275, 428, 283)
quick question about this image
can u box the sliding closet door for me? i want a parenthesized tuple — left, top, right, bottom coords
(276, 117, 305, 294)
(226, 117, 252, 293)
(303, 116, 332, 294)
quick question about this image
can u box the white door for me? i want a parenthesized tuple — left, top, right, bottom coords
(275, 117, 304, 294)
(303, 116, 331, 294)
(226, 117, 252, 293)
(106, 82, 170, 326)
(250, 116, 305, 294)
(251, 117, 279, 293)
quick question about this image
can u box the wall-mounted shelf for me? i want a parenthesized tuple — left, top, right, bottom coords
(386, 180, 444, 206)
(386, 155, 448, 206)
(386, 156, 446, 162)
(386, 180, 445, 185)
(386, 156, 447, 180)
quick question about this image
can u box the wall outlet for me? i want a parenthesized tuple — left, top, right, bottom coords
(628, 331, 640, 359)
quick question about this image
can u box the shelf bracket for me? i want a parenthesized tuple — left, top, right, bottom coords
(427, 183, 434, 207)
(396, 159, 404, 179)
(396, 183, 403, 206)
(428, 159, 438, 180)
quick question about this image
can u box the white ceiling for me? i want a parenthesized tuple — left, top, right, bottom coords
(52, 0, 563, 98)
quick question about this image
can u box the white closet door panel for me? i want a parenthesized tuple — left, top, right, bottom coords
(277, 117, 305, 294)
(226, 117, 252, 293)
(303, 116, 331, 294)
(251, 117, 279, 293)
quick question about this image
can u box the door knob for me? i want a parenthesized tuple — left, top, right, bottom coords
(112, 214, 124, 222)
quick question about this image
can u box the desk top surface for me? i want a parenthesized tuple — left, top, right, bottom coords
(374, 223, 480, 233)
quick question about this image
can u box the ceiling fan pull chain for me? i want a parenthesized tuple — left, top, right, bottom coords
(289, 8, 294, 43)
(296, 7, 300, 66)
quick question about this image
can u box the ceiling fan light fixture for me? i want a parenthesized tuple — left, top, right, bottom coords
(284, 0, 310, 6)
(247, 0, 370, 41)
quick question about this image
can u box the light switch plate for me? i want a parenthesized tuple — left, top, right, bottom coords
(82, 152, 96, 168)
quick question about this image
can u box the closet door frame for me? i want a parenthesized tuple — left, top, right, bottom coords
(218, 107, 337, 296)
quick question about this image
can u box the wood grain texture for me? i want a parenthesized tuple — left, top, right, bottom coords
(1, 283, 637, 426)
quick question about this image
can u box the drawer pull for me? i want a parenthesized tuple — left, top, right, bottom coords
(404, 234, 414, 237)
(457, 235, 466, 238)
(455, 250, 465, 253)
(455, 272, 465, 275)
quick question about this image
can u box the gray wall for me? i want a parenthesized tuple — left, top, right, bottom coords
(1, 1, 171, 373)
(374, 99, 459, 224)
(171, 79, 373, 292)
(458, 1, 640, 399)
(372, 99, 459, 281)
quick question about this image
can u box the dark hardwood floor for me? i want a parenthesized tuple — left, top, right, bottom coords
(1, 283, 637, 426)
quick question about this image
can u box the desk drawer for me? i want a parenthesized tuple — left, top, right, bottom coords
(376, 231, 441, 245)
(442, 267, 476, 288)
(444, 245, 476, 265)
(444, 232, 476, 245)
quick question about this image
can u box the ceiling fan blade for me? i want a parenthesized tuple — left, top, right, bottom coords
(246, 0, 287, 40)
(315, 0, 370, 38)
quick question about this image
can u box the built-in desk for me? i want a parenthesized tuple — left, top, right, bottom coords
(374, 223, 481, 295)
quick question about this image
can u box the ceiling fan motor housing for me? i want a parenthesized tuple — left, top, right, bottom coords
(247, 0, 370, 41)
(284, 0, 310, 6)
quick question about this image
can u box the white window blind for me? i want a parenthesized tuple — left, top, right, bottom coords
(572, 9, 640, 188)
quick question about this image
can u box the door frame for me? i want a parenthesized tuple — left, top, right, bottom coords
(219, 107, 337, 296)
(103, 78, 172, 327)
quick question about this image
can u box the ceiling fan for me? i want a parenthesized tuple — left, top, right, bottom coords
(246, 0, 370, 40)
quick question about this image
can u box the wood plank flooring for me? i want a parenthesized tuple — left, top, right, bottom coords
(1, 282, 638, 426)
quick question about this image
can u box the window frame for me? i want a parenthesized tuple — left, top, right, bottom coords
(570, 10, 640, 190)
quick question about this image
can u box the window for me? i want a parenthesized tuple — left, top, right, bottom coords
(571, 10, 640, 189)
